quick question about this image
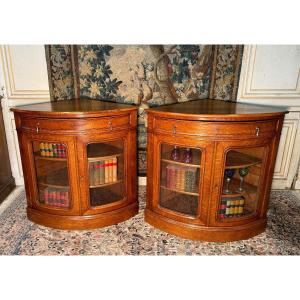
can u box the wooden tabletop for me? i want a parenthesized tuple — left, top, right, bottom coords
(11, 99, 137, 118)
(147, 99, 288, 121)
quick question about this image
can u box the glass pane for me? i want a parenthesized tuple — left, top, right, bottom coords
(159, 144, 201, 216)
(88, 140, 125, 207)
(218, 147, 265, 220)
(33, 141, 70, 208)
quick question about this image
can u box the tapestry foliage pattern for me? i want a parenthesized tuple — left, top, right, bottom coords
(45, 44, 244, 175)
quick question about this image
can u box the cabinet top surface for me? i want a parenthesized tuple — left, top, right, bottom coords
(147, 99, 288, 121)
(11, 99, 137, 118)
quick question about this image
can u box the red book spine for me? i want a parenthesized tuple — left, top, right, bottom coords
(62, 144, 66, 158)
(169, 166, 176, 189)
(48, 189, 53, 205)
(57, 191, 61, 207)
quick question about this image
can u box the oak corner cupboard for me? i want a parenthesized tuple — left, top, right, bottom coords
(145, 99, 288, 242)
(11, 99, 138, 230)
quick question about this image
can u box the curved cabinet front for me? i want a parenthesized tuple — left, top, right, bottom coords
(145, 112, 285, 242)
(13, 104, 138, 230)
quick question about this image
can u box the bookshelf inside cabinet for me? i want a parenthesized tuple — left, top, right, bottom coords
(159, 144, 201, 217)
(12, 99, 138, 229)
(87, 140, 125, 208)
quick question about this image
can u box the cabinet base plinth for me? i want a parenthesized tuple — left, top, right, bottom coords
(27, 202, 138, 230)
(144, 209, 266, 242)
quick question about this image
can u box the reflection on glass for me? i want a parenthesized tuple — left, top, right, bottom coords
(159, 143, 201, 216)
(218, 147, 264, 220)
(32, 141, 70, 208)
(87, 140, 125, 207)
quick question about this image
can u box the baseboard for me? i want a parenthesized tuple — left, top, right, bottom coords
(0, 176, 15, 204)
(0, 185, 24, 215)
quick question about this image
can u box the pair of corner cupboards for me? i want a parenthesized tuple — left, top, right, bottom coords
(12, 99, 287, 242)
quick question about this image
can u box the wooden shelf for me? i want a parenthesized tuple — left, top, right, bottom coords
(90, 179, 123, 189)
(161, 148, 201, 168)
(88, 153, 122, 162)
(87, 143, 123, 161)
(34, 153, 66, 161)
(226, 150, 262, 169)
(38, 168, 69, 188)
(161, 158, 200, 168)
(160, 193, 198, 216)
(222, 178, 257, 197)
(161, 185, 199, 196)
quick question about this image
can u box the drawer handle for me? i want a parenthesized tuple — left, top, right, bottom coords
(172, 125, 177, 135)
(108, 120, 113, 131)
(36, 123, 40, 133)
(255, 127, 260, 136)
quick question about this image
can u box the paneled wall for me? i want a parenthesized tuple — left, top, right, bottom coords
(237, 45, 300, 189)
(0, 45, 50, 185)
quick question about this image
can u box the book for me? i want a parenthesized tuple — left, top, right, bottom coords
(104, 159, 109, 183)
(169, 165, 176, 189)
(62, 144, 66, 158)
(52, 143, 57, 157)
(109, 158, 113, 182)
(220, 195, 245, 218)
(95, 161, 101, 185)
(49, 143, 53, 157)
(99, 160, 105, 184)
(175, 166, 181, 190)
(89, 162, 94, 185)
(92, 162, 98, 185)
(42, 188, 70, 208)
(184, 167, 197, 193)
(179, 167, 185, 190)
(166, 165, 171, 188)
(112, 157, 117, 182)
(39, 142, 45, 156)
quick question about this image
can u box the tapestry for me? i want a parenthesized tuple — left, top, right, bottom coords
(209, 45, 244, 100)
(45, 45, 78, 100)
(45, 45, 244, 175)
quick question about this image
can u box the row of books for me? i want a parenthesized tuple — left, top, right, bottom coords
(218, 196, 245, 218)
(39, 143, 67, 158)
(41, 187, 70, 207)
(89, 158, 118, 186)
(165, 164, 197, 193)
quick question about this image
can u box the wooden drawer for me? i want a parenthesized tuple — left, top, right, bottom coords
(21, 115, 130, 133)
(153, 118, 278, 138)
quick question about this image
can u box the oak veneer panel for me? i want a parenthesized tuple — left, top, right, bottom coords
(12, 99, 138, 229)
(146, 99, 287, 242)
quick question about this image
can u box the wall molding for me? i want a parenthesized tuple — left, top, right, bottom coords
(0, 45, 50, 101)
(238, 45, 300, 106)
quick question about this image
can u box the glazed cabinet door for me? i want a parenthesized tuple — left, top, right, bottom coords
(209, 137, 276, 226)
(20, 132, 80, 215)
(151, 134, 214, 225)
(77, 130, 135, 215)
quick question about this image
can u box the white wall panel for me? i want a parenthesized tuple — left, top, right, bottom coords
(238, 45, 300, 189)
(0, 45, 51, 185)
